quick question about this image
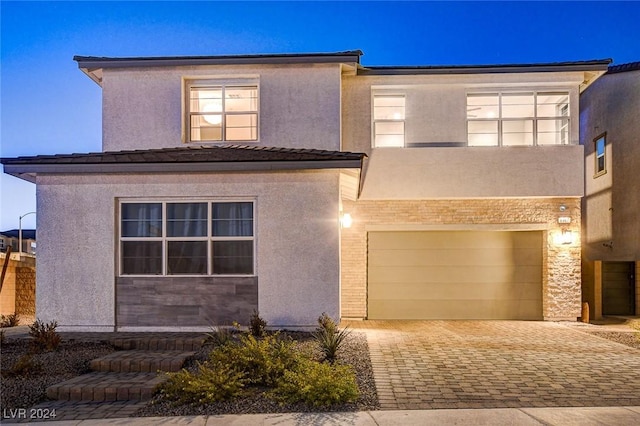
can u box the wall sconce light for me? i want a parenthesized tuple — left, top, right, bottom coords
(340, 213, 353, 229)
(553, 229, 574, 245)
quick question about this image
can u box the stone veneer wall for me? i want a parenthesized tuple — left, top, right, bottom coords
(116, 276, 258, 328)
(340, 198, 581, 321)
(0, 256, 36, 320)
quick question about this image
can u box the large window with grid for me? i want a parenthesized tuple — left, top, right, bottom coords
(467, 92, 570, 146)
(120, 201, 254, 276)
(187, 81, 258, 142)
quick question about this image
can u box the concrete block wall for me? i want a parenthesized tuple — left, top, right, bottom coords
(340, 198, 581, 321)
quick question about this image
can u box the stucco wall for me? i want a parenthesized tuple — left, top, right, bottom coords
(36, 170, 341, 331)
(580, 69, 640, 261)
(341, 198, 582, 321)
(359, 146, 584, 199)
(101, 64, 343, 152)
(342, 71, 583, 156)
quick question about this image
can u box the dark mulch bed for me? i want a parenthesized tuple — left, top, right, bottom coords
(135, 331, 379, 416)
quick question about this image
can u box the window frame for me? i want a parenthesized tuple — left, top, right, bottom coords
(184, 79, 259, 143)
(119, 199, 256, 277)
(372, 93, 406, 148)
(466, 91, 570, 147)
(594, 132, 607, 178)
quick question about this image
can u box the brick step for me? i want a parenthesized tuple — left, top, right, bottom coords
(46, 372, 168, 402)
(109, 335, 206, 351)
(90, 350, 196, 373)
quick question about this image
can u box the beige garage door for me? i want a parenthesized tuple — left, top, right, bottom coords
(368, 231, 542, 320)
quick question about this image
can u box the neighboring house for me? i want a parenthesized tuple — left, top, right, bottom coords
(0, 229, 36, 255)
(1, 51, 609, 331)
(580, 61, 640, 320)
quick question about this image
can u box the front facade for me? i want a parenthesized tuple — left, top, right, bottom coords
(580, 62, 640, 320)
(2, 51, 609, 330)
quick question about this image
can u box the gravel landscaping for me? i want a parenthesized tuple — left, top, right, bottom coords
(0, 330, 379, 415)
(0, 339, 115, 410)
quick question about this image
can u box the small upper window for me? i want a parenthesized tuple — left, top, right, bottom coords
(187, 82, 258, 142)
(594, 133, 606, 177)
(373, 94, 405, 147)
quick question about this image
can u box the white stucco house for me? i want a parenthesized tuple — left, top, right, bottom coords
(1, 51, 610, 331)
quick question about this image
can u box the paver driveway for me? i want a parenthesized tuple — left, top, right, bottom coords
(347, 321, 640, 410)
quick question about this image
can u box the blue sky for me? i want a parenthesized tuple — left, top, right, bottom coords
(1, 0, 639, 230)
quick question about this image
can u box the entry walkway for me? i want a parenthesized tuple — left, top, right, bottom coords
(346, 320, 640, 410)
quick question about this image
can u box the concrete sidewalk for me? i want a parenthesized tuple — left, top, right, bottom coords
(7, 407, 640, 425)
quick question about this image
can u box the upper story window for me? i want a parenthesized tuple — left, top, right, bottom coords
(467, 92, 569, 146)
(594, 133, 606, 177)
(120, 200, 254, 276)
(373, 94, 405, 147)
(187, 81, 258, 142)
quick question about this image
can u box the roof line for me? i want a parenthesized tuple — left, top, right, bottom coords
(607, 61, 640, 74)
(74, 50, 363, 68)
(358, 59, 612, 75)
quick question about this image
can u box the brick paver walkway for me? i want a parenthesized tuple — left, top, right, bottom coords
(347, 320, 640, 410)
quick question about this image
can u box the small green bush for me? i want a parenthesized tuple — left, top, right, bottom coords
(272, 358, 359, 407)
(313, 313, 351, 363)
(248, 310, 267, 337)
(29, 319, 61, 352)
(3, 354, 43, 377)
(209, 333, 300, 386)
(160, 361, 246, 405)
(0, 313, 20, 328)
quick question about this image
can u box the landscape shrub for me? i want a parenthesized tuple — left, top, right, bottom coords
(272, 357, 359, 407)
(28, 319, 61, 352)
(313, 312, 351, 363)
(3, 354, 43, 377)
(205, 325, 235, 347)
(0, 313, 20, 328)
(160, 361, 246, 405)
(248, 310, 267, 337)
(209, 333, 300, 386)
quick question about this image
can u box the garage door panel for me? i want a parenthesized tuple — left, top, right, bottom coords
(368, 248, 541, 267)
(369, 265, 541, 284)
(368, 299, 542, 320)
(368, 231, 543, 320)
(369, 281, 541, 301)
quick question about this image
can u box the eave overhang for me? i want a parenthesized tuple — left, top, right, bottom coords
(74, 50, 364, 85)
(1, 145, 367, 184)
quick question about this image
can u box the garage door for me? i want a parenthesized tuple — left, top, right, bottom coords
(368, 231, 542, 320)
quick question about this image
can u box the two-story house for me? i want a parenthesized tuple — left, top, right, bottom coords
(1, 51, 609, 331)
(580, 61, 640, 320)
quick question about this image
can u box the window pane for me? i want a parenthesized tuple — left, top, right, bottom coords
(167, 203, 208, 237)
(502, 93, 534, 118)
(167, 241, 207, 275)
(121, 203, 162, 237)
(191, 88, 223, 113)
(212, 241, 253, 274)
(537, 92, 569, 117)
(374, 122, 404, 147)
(213, 202, 253, 236)
(467, 94, 498, 119)
(225, 87, 258, 112)
(503, 120, 533, 146)
(537, 119, 568, 145)
(191, 115, 222, 141)
(226, 114, 258, 141)
(468, 120, 498, 146)
(596, 138, 605, 156)
(122, 241, 162, 274)
(374, 96, 405, 120)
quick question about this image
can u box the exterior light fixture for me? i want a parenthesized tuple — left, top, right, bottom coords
(340, 213, 353, 229)
(553, 229, 574, 246)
